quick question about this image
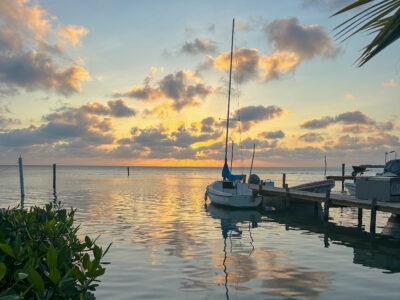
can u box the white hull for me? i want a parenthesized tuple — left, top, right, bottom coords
(345, 182, 356, 196)
(206, 181, 262, 208)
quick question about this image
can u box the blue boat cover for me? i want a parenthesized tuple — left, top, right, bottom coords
(222, 161, 244, 181)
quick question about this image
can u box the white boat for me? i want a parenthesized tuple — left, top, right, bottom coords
(344, 182, 356, 196)
(206, 19, 262, 209)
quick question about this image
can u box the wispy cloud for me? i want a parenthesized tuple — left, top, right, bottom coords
(180, 38, 218, 55)
(301, 110, 374, 129)
(382, 79, 398, 88)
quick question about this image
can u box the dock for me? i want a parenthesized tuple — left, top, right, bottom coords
(249, 184, 400, 234)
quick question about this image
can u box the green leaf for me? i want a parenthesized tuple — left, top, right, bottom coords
(0, 288, 19, 300)
(85, 236, 92, 248)
(46, 245, 58, 270)
(93, 245, 102, 261)
(27, 268, 45, 294)
(0, 243, 15, 259)
(49, 268, 61, 285)
(0, 263, 6, 281)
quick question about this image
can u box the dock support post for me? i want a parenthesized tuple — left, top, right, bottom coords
(370, 197, 377, 235)
(53, 164, 56, 191)
(18, 156, 25, 208)
(284, 184, 289, 209)
(282, 173, 286, 188)
(341, 163, 345, 193)
(324, 189, 330, 220)
(314, 201, 319, 216)
(52, 163, 57, 204)
(357, 208, 363, 229)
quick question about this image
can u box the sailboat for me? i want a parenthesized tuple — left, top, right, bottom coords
(206, 19, 262, 209)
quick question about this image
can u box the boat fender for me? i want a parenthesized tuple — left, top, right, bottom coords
(252, 189, 258, 197)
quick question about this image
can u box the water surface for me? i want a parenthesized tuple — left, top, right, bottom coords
(1, 166, 399, 299)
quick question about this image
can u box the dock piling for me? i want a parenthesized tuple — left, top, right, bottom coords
(341, 163, 345, 193)
(370, 197, 377, 234)
(357, 208, 363, 229)
(53, 164, 56, 191)
(323, 189, 331, 220)
(282, 173, 286, 188)
(18, 156, 25, 207)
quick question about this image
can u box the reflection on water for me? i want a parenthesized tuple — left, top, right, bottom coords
(1, 166, 400, 299)
(207, 204, 333, 299)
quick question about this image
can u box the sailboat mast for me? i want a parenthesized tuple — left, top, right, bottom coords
(224, 18, 235, 164)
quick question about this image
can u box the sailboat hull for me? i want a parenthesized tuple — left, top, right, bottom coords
(206, 181, 262, 208)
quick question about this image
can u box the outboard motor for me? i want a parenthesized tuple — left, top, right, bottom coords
(248, 174, 261, 185)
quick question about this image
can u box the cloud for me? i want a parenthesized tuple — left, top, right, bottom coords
(0, 99, 136, 148)
(260, 51, 300, 81)
(114, 70, 215, 111)
(301, 110, 374, 129)
(106, 100, 137, 117)
(58, 25, 88, 46)
(180, 38, 218, 55)
(264, 18, 338, 60)
(382, 79, 398, 88)
(299, 132, 325, 143)
(0, 115, 21, 132)
(331, 133, 400, 151)
(214, 48, 260, 83)
(0, 0, 90, 95)
(234, 105, 284, 130)
(345, 93, 356, 100)
(258, 130, 285, 139)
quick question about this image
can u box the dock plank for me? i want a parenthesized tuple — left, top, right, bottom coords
(249, 184, 400, 215)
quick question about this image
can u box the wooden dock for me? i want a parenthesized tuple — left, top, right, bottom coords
(249, 184, 400, 234)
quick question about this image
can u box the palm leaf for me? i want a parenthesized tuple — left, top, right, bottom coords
(333, 0, 400, 66)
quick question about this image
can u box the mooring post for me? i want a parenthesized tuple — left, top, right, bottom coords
(282, 173, 286, 188)
(284, 184, 289, 209)
(314, 201, 319, 216)
(370, 197, 377, 235)
(18, 156, 25, 207)
(53, 163, 56, 191)
(341, 163, 345, 193)
(127, 167, 130, 176)
(357, 208, 363, 229)
(324, 189, 330, 220)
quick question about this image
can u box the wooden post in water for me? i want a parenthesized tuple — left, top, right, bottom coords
(53, 164, 56, 191)
(284, 184, 289, 209)
(324, 189, 330, 220)
(370, 197, 377, 234)
(18, 156, 25, 207)
(341, 163, 345, 193)
(357, 208, 363, 229)
(127, 167, 130, 176)
(282, 173, 286, 188)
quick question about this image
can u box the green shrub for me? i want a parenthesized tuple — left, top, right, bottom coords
(0, 203, 111, 299)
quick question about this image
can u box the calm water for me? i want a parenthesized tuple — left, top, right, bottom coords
(1, 165, 400, 299)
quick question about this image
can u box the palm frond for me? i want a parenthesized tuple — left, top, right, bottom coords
(333, 0, 400, 66)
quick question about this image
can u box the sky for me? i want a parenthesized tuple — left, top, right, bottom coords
(0, 0, 399, 168)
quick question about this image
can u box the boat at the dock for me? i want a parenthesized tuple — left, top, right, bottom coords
(345, 159, 400, 199)
(291, 179, 335, 194)
(206, 19, 262, 209)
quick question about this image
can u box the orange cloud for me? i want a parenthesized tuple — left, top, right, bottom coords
(59, 25, 88, 46)
(260, 51, 299, 80)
